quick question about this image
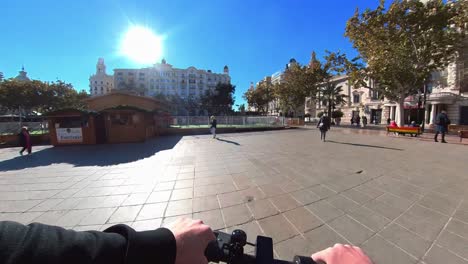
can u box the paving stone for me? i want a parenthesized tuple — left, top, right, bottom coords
(418, 192, 460, 216)
(193, 209, 225, 230)
(328, 215, 375, 245)
(246, 199, 279, 220)
(137, 202, 167, 220)
(240, 187, 266, 201)
(283, 207, 323, 233)
(79, 207, 117, 225)
(326, 195, 360, 214)
(258, 214, 299, 242)
(108, 205, 142, 223)
(362, 235, 417, 264)
(0, 212, 44, 224)
(131, 218, 162, 231)
(347, 206, 391, 232)
(436, 230, 468, 259)
(364, 199, 405, 220)
(147, 191, 172, 203)
(306, 200, 344, 223)
(153, 181, 175, 191)
(423, 245, 468, 264)
(218, 191, 244, 208)
(72, 225, 102, 231)
(29, 199, 64, 212)
(379, 223, 432, 259)
(174, 179, 193, 189)
(34, 210, 69, 225)
(122, 192, 150, 206)
(303, 224, 349, 253)
(342, 188, 375, 205)
(165, 199, 193, 217)
(171, 188, 193, 200)
(0, 200, 42, 213)
(269, 194, 301, 213)
(222, 204, 253, 227)
(290, 189, 321, 205)
(56, 209, 93, 227)
(192, 195, 220, 212)
(446, 219, 468, 240)
(161, 214, 193, 227)
(259, 184, 286, 198)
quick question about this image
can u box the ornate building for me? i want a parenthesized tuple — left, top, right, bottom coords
(89, 58, 114, 96)
(112, 59, 230, 98)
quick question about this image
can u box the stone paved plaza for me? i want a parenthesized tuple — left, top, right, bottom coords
(0, 128, 467, 264)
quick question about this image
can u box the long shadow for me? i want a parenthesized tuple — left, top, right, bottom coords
(326, 140, 403, 151)
(0, 135, 182, 171)
(216, 138, 240, 146)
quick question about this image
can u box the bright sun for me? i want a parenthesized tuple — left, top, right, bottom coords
(120, 26, 163, 64)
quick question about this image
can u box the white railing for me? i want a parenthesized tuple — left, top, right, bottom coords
(170, 116, 285, 127)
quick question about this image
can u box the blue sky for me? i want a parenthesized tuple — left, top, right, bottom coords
(1, 0, 380, 107)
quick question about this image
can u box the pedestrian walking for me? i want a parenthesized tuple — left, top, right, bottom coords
(434, 110, 450, 143)
(355, 116, 361, 127)
(210, 116, 217, 138)
(362, 116, 368, 127)
(317, 114, 331, 142)
(18, 126, 32, 155)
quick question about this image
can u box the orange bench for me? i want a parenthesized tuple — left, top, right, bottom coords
(387, 126, 421, 137)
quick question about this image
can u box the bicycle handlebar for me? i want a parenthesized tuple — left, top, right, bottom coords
(205, 229, 322, 264)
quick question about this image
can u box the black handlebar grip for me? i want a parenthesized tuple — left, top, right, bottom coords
(293, 255, 325, 264)
(205, 240, 223, 263)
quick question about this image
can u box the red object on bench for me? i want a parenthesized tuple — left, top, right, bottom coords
(387, 126, 421, 135)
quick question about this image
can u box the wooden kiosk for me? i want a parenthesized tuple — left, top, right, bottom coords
(46, 92, 170, 146)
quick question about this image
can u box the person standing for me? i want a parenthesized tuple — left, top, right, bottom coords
(355, 115, 361, 128)
(434, 110, 450, 143)
(18, 126, 32, 155)
(317, 114, 331, 142)
(362, 116, 368, 128)
(210, 116, 217, 139)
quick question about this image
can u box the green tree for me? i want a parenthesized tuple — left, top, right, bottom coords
(319, 81, 347, 118)
(201, 83, 235, 115)
(345, 0, 464, 126)
(243, 82, 272, 114)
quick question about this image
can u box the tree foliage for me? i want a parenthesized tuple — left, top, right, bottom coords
(200, 83, 236, 115)
(345, 0, 464, 125)
(319, 81, 347, 117)
(0, 79, 89, 114)
(243, 81, 273, 114)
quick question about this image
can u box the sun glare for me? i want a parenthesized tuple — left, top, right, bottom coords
(120, 26, 163, 64)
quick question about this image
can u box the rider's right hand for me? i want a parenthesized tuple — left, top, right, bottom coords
(167, 217, 216, 264)
(311, 243, 373, 264)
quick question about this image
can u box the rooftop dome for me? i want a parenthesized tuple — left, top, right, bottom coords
(15, 66, 30, 81)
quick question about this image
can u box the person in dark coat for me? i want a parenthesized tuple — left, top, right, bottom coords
(434, 110, 450, 143)
(210, 116, 217, 138)
(355, 116, 361, 127)
(18, 126, 32, 155)
(317, 115, 331, 142)
(362, 116, 368, 127)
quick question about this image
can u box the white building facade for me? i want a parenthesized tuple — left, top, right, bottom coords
(113, 59, 230, 98)
(89, 58, 114, 96)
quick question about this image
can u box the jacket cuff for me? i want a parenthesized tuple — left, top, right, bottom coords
(104, 225, 176, 264)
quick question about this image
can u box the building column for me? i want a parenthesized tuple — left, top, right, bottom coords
(389, 106, 394, 120)
(429, 104, 437, 124)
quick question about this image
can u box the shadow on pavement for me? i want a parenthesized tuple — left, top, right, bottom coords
(0, 136, 182, 171)
(326, 140, 404, 151)
(216, 138, 240, 146)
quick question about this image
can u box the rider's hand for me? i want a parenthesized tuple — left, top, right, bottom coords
(167, 218, 216, 264)
(311, 243, 373, 264)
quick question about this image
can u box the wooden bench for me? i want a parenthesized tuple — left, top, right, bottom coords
(459, 130, 468, 142)
(387, 126, 421, 137)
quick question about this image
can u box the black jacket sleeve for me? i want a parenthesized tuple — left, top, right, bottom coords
(0, 221, 176, 264)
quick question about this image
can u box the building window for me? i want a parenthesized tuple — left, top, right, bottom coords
(353, 94, 360, 104)
(139, 72, 145, 76)
(139, 77, 145, 81)
(117, 72, 123, 76)
(370, 90, 380, 100)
